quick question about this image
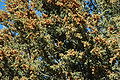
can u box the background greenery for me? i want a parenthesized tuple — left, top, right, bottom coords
(0, 0, 119, 80)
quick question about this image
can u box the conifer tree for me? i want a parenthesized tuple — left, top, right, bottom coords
(0, 0, 119, 80)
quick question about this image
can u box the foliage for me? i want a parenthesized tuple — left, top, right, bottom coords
(0, 0, 119, 80)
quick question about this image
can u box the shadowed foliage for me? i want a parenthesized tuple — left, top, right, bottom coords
(0, 0, 119, 80)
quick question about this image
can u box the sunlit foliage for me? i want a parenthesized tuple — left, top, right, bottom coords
(0, 0, 119, 80)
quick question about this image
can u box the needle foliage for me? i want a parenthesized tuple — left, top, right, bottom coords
(0, 0, 119, 80)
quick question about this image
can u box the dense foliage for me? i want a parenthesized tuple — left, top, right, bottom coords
(0, 0, 119, 80)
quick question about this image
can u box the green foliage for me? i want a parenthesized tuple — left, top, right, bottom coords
(0, 0, 119, 80)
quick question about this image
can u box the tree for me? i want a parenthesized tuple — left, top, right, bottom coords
(0, 0, 119, 80)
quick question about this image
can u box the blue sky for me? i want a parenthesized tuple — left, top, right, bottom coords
(0, 0, 6, 29)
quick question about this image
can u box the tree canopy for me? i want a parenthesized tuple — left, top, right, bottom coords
(0, 0, 119, 80)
